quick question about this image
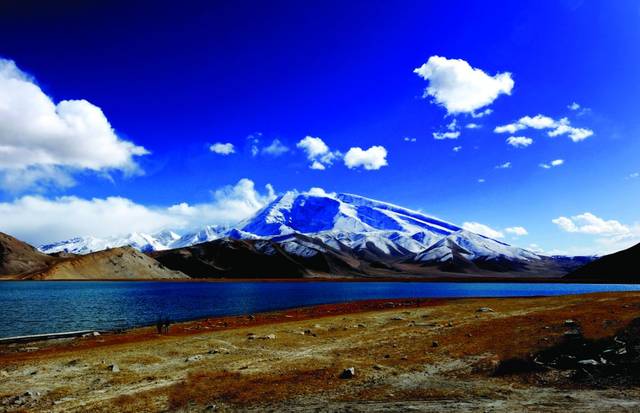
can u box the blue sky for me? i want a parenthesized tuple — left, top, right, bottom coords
(0, 0, 639, 254)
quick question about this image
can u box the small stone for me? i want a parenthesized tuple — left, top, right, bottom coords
(373, 364, 383, 370)
(390, 317, 405, 321)
(260, 334, 276, 340)
(340, 367, 355, 379)
(401, 356, 408, 360)
(186, 355, 203, 362)
(109, 364, 120, 373)
(578, 359, 598, 366)
(92, 331, 101, 336)
(0, 370, 9, 378)
(564, 319, 577, 326)
(431, 341, 439, 348)
(477, 307, 495, 313)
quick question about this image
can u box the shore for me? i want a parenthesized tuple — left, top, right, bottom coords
(2, 292, 640, 412)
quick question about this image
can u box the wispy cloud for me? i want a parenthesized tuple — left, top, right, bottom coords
(539, 159, 564, 169)
(495, 114, 593, 142)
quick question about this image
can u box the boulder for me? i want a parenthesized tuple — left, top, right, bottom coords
(340, 367, 355, 379)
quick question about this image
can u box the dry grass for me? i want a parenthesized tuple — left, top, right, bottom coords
(167, 367, 340, 409)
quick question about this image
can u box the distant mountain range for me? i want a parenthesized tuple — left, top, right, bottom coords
(24, 190, 597, 279)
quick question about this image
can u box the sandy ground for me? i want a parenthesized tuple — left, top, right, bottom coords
(2, 292, 640, 412)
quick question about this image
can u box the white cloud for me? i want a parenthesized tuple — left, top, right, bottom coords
(552, 212, 629, 236)
(296, 136, 340, 169)
(453, 146, 462, 152)
(306, 187, 335, 197)
(403, 137, 417, 142)
(568, 102, 581, 111)
(433, 131, 460, 140)
(209, 142, 235, 155)
(0, 58, 148, 189)
(496, 161, 511, 169)
(505, 226, 528, 236)
(310, 161, 326, 170)
(344, 146, 388, 170)
(495, 114, 593, 142)
(628, 172, 639, 179)
(539, 159, 564, 169)
(0, 179, 276, 246)
(477, 178, 485, 183)
(261, 139, 289, 156)
(506, 136, 533, 148)
(465, 123, 481, 129)
(471, 108, 493, 118)
(551, 213, 640, 254)
(413, 56, 514, 114)
(462, 222, 504, 239)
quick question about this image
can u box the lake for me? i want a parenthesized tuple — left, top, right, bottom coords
(1, 281, 639, 339)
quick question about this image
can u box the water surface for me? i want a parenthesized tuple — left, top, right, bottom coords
(1, 281, 639, 338)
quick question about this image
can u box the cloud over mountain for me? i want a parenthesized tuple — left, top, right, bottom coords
(413, 56, 514, 114)
(344, 146, 388, 170)
(0, 178, 275, 245)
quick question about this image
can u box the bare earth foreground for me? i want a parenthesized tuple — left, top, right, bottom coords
(2, 292, 640, 412)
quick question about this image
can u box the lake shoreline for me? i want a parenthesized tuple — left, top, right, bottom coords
(0, 275, 632, 283)
(2, 291, 640, 412)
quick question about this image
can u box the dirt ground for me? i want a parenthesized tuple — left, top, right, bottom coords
(2, 292, 640, 412)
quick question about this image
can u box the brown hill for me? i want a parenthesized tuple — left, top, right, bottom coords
(150, 235, 371, 278)
(0, 232, 59, 277)
(29, 246, 188, 280)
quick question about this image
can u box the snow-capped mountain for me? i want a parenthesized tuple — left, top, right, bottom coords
(232, 190, 540, 264)
(39, 189, 542, 268)
(39, 231, 181, 255)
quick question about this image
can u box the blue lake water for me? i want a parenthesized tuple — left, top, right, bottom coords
(1, 281, 639, 339)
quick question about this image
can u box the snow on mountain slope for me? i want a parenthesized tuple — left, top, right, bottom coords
(170, 225, 226, 249)
(237, 190, 539, 262)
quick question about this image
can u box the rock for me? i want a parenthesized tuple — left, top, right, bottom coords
(564, 319, 577, 326)
(0, 370, 8, 378)
(373, 364, 383, 370)
(401, 356, 408, 361)
(340, 367, 355, 379)
(390, 317, 405, 321)
(108, 364, 120, 373)
(578, 359, 599, 366)
(564, 329, 582, 339)
(447, 321, 453, 327)
(477, 307, 495, 313)
(357, 324, 366, 328)
(431, 341, 439, 348)
(92, 331, 101, 336)
(186, 355, 203, 362)
(260, 334, 276, 340)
